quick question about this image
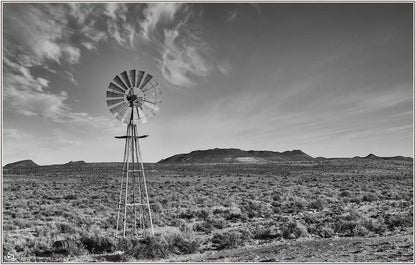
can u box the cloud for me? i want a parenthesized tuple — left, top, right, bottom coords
(62, 45, 81, 64)
(250, 3, 261, 14)
(4, 58, 47, 92)
(140, 3, 182, 40)
(3, 3, 220, 129)
(107, 19, 126, 46)
(81, 41, 96, 50)
(4, 85, 68, 118)
(64, 71, 79, 86)
(37, 78, 50, 88)
(159, 26, 212, 87)
(68, 3, 96, 24)
(217, 61, 232, 75)
(4, 3, 219, 90)
(3, 128, 32, 143)
(226, 10, 238, 23)
(138, 3, 215, 87)
(4, 75, 119, 135)
(3, 4, 81, 66)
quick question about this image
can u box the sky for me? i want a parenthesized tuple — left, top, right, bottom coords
(2, 3, 413, 165)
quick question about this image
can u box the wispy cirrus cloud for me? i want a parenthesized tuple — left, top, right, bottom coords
(139, 3, 220, 87)
(217, 61, 232, 76)
(226, 10, 238, 23)
(3, 3, 113, 125)
(3, 3, 225, 127)
(3, 4, 77, 66)
(3, 85, 68, 118)
(140, 3, 181, 40)
(159, 24, 212, 87)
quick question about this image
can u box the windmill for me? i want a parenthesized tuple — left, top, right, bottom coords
(106, 69, 161, 238)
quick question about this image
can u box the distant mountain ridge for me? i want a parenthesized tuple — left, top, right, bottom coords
(3, 152, 412, 169)
(158, 148, 315, 164)
(355, 154, 413, 162)
(64, 160, 87, 166)
(3, 159, 39, 169)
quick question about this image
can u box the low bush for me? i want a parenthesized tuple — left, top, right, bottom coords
(334, 220, 356, 236)
(125, 236, 170, 260)
(339, 190, 351, 197)
(361, 218, 387, 235)
(362, 193, 378, 202)
(124, 232, 201, 260)
(116, 237, 141, 252)
(308, 198, 325, 211)
(281, 221, 308, 239)
(284, 197, 307, 214)
(211, 229, 250, 250)
(250, 226, 280, 240)
(64, 195, 77, 200)
(318, 225, 334, 238)
(80, 234, 116, 254)
(352, 224, 369, 236)
(384, 213, 413, 231)
(166, 233, 201, 254)
(194, 217, 226, 233)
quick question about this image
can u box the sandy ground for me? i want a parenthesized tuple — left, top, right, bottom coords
(164, 234, 413, 262)
(77, 233, 414, 262)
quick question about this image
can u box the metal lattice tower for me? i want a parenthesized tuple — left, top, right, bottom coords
(105, 69, 161, 238)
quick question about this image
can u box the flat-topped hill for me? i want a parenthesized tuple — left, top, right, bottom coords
(4, 159, 39, 169)
(158, 148, 315, 164)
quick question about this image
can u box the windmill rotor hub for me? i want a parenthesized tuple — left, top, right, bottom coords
(126, 93, 137, 103)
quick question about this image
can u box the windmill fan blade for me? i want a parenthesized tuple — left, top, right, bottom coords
(116, 107, 129, 122)
(133, 107, 142, 123)
(139, 74, 153, 91)
(144, 84, 160, 95)
(129, 70, 136, 88)
(143, 101, 160, 112)
(136, 71, 144, 88)
(107, 98, 124, 108)
(107, 91, 124, 98)
(110, 102, 127, 115)
(144, 91, 160, 100)
(137, 107, 148, 123)
(120, 71, 132, 88)
(108, 82, 126, 94)
(113, 75, 129, 91)
(140, 104, 152, 115)
(141, 109, 155, 120)
(120, 107, 132, 123)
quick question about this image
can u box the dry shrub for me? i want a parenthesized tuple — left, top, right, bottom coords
(360, 218, 387, 235)
(362, 193, 378, 202)
(339, 190, 351, 197)
(125, 236, 170, 260)
(384, 213, 413, 231)
(80, 234, 116, 254)
(281, 221, 308, 239)
(124, 232, 201, 260)
(250, 226, 280, 240)
(318, 225, 334, 238)
(166, 233, 201, 254)
(194, 217, 226, 233)
(352, 224, 369, 236)
(211, 229, 250, 250)
(308, 198, 325, 211)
